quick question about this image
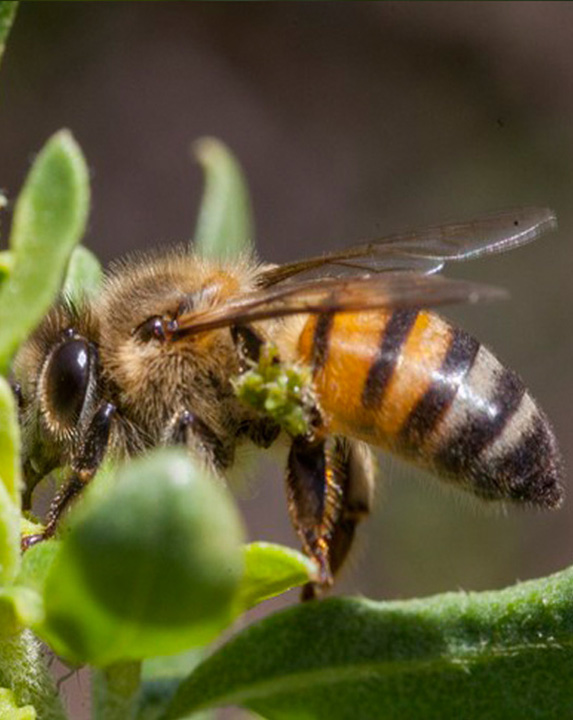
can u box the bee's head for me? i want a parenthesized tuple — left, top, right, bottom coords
(12, 301, 101, 499)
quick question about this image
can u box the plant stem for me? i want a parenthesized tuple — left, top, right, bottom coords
(92, 661, 142, 720)
(0, 629, 67, 720)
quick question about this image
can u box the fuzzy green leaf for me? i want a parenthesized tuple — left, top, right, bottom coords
(63, 245, 103, 302)
(165, 566, 573, 720)
(193, 137, 254, 261)
(237, 542, 317, 611)
(0, 130, 90, 374)
(0, 630, 66, 720)
(0, 2, 17, 71)
(38, 450, 244, 666)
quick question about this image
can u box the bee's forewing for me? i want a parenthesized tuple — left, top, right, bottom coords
(171, 273, 507, 338)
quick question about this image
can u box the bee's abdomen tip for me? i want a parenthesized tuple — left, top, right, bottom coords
(499, 415, 565, 510)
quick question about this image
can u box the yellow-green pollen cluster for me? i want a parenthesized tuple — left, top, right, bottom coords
(234, 345, 315, 438)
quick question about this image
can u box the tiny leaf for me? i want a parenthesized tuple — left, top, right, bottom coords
(193, 137, 254, 261)
(237, 542, 317, 611)
(62, 245, 103, 302)
(165, 566, 573, 719)
(0, 130, 90, 374)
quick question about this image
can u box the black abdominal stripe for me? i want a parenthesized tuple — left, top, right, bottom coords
(405, 321, 563, 508)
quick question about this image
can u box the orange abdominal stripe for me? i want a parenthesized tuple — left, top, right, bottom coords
(298, 309, 452, 446)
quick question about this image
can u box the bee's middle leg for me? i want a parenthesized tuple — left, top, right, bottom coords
(22, 402, 116, 550)
(168, 410, 233, 471)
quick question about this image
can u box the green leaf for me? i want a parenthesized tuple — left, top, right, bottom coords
(237, 542, 317, 611)
(0, 483, 19, 588)
(0, 253, 13, 285)
(135, 537, 314, 720)
(0, 586, 42, 636)
(62, 245, 103, 302)
(0, 377, 21, 505)
(137, 650, 208, 720)
(0, 630, 66, 720)
(165, 566, 573, 720)
(0, 541, 57, 635)
(0, 376, 21, 584)
(142, 650, 204, 683)
(0, 2, 17, 70)
(15, 539, 59, 598)
(0, 688, 35, 720)
(193, 137, 255, 261)
(38, 449, 245, 666)
(0, 130, 90, 374)
(92, 662, 141, 720)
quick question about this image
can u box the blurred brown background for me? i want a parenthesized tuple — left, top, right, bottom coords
(1, 2, 572, 717)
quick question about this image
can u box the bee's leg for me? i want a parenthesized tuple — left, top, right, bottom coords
(300, 438, 375, 600)
(169, 410, 233, 472)
(286, 434, 341, 592)
(231, 324, 265, 368)
(21, 402, 116, 551)
(245, 418, 281, 448)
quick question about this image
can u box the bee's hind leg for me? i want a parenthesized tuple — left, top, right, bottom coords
(287, 436, 375, 600)
(21, 402, 116, 551)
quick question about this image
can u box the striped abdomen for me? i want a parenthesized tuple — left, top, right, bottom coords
(297, 309, 563, 508)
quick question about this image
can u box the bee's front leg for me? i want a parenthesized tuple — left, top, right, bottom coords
(21, 402, 116, 551)
(231, 324, 265, 369)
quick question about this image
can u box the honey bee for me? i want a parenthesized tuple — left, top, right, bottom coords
(14, 207, 563, 597)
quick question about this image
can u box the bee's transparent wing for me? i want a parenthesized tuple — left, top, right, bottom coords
(259, 207, 556, 286)
(171, 273, 507, 339)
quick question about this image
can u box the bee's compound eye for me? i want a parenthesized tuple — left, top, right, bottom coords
(44, 339, 94, 425)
